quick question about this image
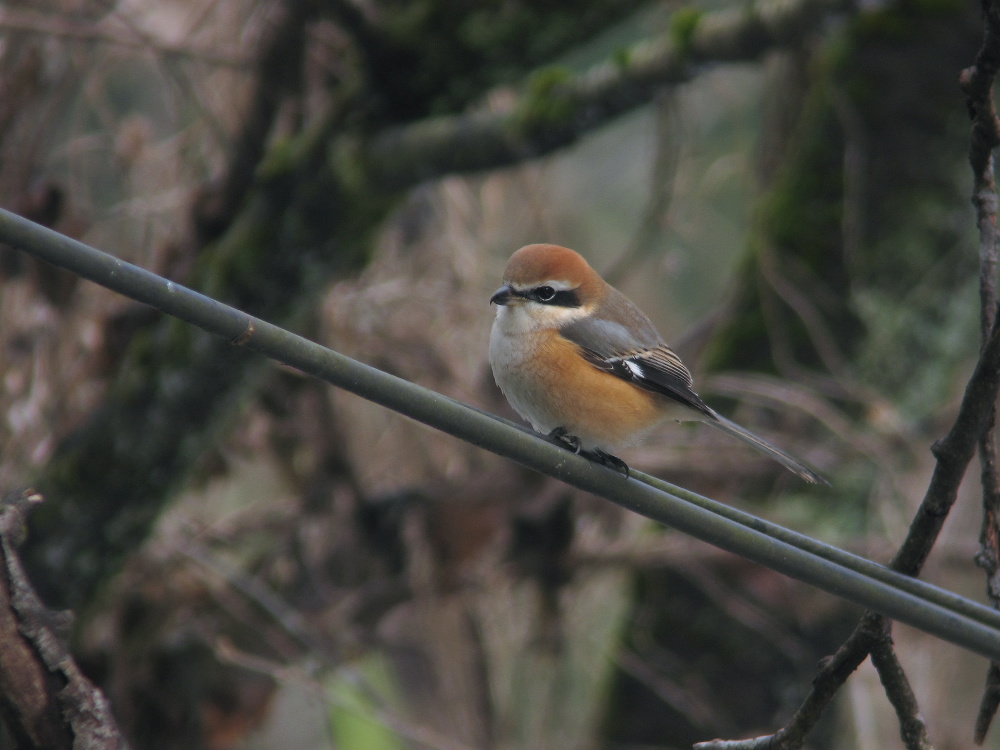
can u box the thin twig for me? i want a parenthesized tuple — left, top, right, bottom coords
(0, 489, 128, 749)
(693, 612, 886, 750)
(869, 639, 933, 750)
(698, 5, 1000, 747)
(0, 7, 249, 67)
(695, 190, 1000, 750)
(962, 0, 1000, 742)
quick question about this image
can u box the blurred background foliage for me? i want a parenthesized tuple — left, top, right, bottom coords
(0, 0, 994, 748)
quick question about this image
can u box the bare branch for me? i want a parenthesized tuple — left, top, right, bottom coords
(893, 310, 1000, 576)
(0, 489, 127, 749)
(870, 639, 933, 750)
(696, 136, 1000, 750)
(977, 663, 1000, 743)
(699, 8, 1000, 746)
(0, 7, 249, 67)
(697, 620, 932, 750)
(694, 612, 885, 750)
(961, 0, 1000, 741)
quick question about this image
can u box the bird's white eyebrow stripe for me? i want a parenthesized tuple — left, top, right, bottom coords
(509, 279, 577, 292)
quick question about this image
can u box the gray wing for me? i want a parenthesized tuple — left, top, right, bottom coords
(560, 288, 713, 417)
(560, 290, 825, 483)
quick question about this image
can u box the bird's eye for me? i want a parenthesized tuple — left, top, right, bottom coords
(535, 286, 556, 302)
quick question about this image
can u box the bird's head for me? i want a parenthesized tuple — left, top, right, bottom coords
(490, 244, 603, 323)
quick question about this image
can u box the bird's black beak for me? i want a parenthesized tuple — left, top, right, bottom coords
(490, 285, 514, 305)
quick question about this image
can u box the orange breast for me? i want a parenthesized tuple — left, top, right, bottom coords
(517, 331, 670, 450)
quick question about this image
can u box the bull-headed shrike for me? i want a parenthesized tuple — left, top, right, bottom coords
(489, 243, 825, 484)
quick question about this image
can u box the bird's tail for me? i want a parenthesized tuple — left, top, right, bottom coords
(703, 414, 827, 485)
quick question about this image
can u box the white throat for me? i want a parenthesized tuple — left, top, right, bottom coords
(491, 299, 589, 335)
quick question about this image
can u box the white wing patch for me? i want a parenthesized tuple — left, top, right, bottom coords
(624, 360, 645, 379)
(591, 345, 711, 416)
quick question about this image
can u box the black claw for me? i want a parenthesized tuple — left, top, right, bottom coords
(548, 427, 582, 454)
(545, 429, 629, 477)
(586, 449, 630, 477)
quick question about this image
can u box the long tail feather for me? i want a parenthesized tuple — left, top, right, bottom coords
(704, 415, 827, 485)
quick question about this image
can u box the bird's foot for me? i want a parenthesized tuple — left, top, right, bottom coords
(546, 428, 630, 477)
(584, 449, 630, 477)
(547, 427, 582, 453)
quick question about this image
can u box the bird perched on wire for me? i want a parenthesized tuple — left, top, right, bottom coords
(488, 243, 825, 484)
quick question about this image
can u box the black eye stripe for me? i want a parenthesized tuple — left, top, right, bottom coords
(529, 286, 580, 307)
(551, 290, 580, 307)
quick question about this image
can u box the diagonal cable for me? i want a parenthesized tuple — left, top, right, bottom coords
(1, 205, 999, 660)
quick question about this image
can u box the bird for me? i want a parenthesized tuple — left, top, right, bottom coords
(488, 243, 825, 484)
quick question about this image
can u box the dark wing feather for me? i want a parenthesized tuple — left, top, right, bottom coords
(561, 302, 826, 484)
(559, 303, 713, 417)
(576, 344, 714, 417)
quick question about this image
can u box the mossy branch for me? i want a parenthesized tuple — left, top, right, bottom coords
(2, 0, 855, 615)
(362, 0, 852, 190)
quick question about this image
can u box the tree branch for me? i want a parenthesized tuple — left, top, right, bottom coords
(697, 5, 1000, 747)
(870, 638, 933, 750)
(0, 489, 127, 749)
(694, 612, 886, 750)
(9, 0, 855, 614)
(696, 620, 930, 750)
(362, 0, 853, 191)
(694, 309, 1000, 749)
(961, 1, 1000, 741)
